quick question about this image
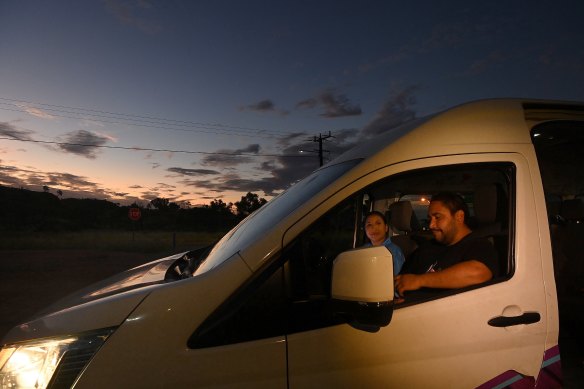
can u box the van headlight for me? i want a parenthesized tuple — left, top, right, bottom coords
(0, 328, 114, 389)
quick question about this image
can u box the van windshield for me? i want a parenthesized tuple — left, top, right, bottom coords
(195, 159, 362, 275)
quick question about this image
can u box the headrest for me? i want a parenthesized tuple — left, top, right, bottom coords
(545, 197, 561, 217)
(561, 199, 584, 220)
(388, 201, 413, 232)
(474, 184, 497, 224)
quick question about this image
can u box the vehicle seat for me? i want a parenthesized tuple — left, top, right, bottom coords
(556, 198, 584, 295)
(387, 200, 418, 259)
(472, 184, 509, 276)
(546, 194, 562, 226)
(472, 184, 501, 236)
(560, 198, 584, 222)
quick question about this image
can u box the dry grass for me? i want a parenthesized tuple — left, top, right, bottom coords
(0, 230, 223, 252)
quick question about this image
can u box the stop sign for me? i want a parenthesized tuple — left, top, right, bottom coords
(128, 207, 141, 221)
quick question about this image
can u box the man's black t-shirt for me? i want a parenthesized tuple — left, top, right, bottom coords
(402, 233, 499, 278)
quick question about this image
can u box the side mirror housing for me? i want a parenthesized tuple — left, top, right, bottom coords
(331, 246, 394, 331)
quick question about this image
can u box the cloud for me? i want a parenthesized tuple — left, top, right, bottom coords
(56, 130, 114, 159)
(79, 119, 106, 128)
(421, 22, 467, 52)
(0, 162, 182, 206)
(0, 165, 26, 187)
(151, 182, 176, 191)
(0, 87, 420, 206)
(0, 122, 35, 141)
(201, 144, 262, 167)
(360, 86, 418, 138)
(277, 131, 309, 147)
(183, 140, 320, 197)
(358, 51, 410, 73)
(167, 167, 220, 176)
(0, 164, 108, 198)
(356, 7, 522, 77)
(464, 51, 505, 76)
(257, 88, 417, 193)
(295, 98, 318, 110)
(236, 87, 417, 195)
(333, 128, 361, 144)
(248, 99, 275, 112)
(180, 174, 281, 197)
(20, 106, 56, 119)
(104, 0, 161, 34)
(140, 190, 162, 201)
(319, 90, 362, 118)
(296, 89, 362, 118)
(242, 92, 362, 119)
(240, 99, 289, 116)
(46, 172, 101, 190)
(182, 87, 419, 199)
(237, 144, 260, 154)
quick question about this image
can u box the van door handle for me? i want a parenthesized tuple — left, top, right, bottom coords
(487, 312, 541, 327)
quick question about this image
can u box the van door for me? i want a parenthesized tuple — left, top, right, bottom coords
(531, 119, 584, 385)
(284, 154, 551, 388)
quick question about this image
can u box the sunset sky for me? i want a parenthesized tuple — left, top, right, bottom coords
(1, 0, 584, 206)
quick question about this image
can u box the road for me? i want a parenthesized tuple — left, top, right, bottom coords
(0, 249, 155, 339)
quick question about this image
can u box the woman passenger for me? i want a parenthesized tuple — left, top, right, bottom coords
(363, 211, 405, 276)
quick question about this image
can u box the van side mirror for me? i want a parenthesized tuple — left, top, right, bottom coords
(331, 246, 394, 331)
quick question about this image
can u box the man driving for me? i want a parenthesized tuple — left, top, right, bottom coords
(395, 192, 498, 298)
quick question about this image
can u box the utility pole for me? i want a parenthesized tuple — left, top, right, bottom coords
(313, 131, 333, 166)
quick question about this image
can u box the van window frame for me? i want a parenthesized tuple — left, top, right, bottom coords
(189, 161, 516, 348)
(364, 162, 516, 306)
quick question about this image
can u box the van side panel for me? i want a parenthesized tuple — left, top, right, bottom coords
(76, 256, 288, 388)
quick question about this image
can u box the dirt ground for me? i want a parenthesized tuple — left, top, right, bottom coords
(0, 249, 157, 340)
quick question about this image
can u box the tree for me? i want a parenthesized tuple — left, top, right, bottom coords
(149, 197, 170, 210)
(209, 199, 232, 211)
(234, 192, 267, 218)
(42, 185, 50, 193)
(178, 200, 192, 209)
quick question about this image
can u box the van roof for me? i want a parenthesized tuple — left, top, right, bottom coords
(333, 98, 584, 167)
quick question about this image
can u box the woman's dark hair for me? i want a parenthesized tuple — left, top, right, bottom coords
(430, 192, 469, 223)
(364, 210, 387, 226)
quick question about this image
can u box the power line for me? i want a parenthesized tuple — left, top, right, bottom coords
(0, 105, 280, 140)
(0, 136, 313, 158)
(0, 97, 272, 132)
(0, 97, 286, 138)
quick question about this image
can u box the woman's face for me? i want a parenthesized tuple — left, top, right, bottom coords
(365, 213, 388, 246)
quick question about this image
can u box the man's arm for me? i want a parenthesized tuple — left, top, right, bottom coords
(395, 260, 493, 296)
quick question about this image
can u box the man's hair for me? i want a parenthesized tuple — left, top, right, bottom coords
(430, 192, 469, 223)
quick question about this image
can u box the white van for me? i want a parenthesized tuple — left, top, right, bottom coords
(1, 99, 582, 388)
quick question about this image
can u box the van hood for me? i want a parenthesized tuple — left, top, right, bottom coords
(2, 251, 191, 344)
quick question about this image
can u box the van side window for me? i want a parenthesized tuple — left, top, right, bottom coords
(189, 263, 288, 348)
(371, 163, 514, 304)
(284, 162, 514, 323)
(190, 197, 360, 348)
(285, 197, 359, 300)
(531, 120, 584, 338)
(284, 196, 360, 333)
(191, 163, 515, 347)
